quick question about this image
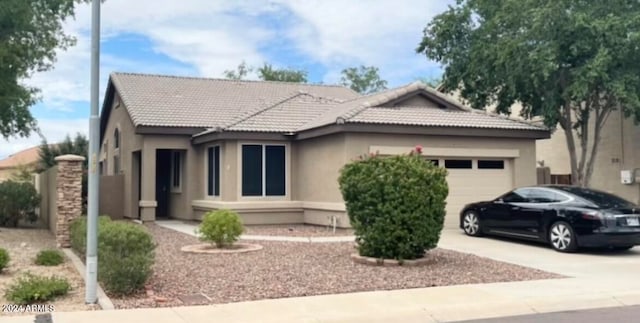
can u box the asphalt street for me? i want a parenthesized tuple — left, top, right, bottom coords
(458, 305, 640, 323)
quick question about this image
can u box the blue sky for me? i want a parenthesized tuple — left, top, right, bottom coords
(0, 0, 452, 159)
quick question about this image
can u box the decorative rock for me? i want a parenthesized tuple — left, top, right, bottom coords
(181, 243, 263, 254)
(350, 253, 437, 267)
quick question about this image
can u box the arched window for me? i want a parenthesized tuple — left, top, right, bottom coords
(114, 128, 120, 149)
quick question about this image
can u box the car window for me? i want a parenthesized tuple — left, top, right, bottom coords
(522, 188, 568, 203)
(501, 189, 528, 203)
(556, 186, 634, 208)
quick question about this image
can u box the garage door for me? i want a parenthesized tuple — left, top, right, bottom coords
(427, 158, 514, 229)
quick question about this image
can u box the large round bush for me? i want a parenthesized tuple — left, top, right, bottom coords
(197, 209, 244, 248)
(339, 149, 448, 260)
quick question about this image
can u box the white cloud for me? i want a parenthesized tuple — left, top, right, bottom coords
(0, 119, 89, 160)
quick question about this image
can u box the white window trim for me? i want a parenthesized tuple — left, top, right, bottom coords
(171, 150, 182, 193)
(204, 145, 222, 200)
(237, 142, 290, 201)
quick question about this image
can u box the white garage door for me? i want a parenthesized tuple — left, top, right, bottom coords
(427, 158, 514, 229)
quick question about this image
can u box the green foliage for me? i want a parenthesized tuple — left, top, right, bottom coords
(417, 0, 640, 187)
(339, 149, 449, 260)
(98, 221, 155, 296)
(223, 61, 308, 83)
(223, 61, 253, 80)
(340, 65, 388, 94)
(10, 164, 35, 183)
(0, 180, 40, 227)
(197, 209, 244, 248)
(70, 216, 154, 296)
(34, 249, 64, 266)
(69, 215, 111, 255)
(0, 248, 9, 272)
(5, 273, 70, 305)
(0, 0, 92, 139)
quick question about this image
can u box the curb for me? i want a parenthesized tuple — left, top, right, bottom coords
(62, 248, 115, 310)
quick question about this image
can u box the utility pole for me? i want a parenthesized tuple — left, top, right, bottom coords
(86, 0, 101, 304)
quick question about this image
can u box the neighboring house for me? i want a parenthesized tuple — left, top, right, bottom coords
(99, 72, 549, 228)
(0, 146, 41, 182)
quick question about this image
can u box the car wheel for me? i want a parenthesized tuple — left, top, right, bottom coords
(549, 221, 577, 252)
(462, 211, 482, 237)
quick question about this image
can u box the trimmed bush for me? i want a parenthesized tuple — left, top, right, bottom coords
(196, 209, 244, 248)
(69, 216, 155, 296)
(0, 248, 9, 273)
(69, 215, 112, 255)
(5, 273, 70, 305)
(339, 148, 449, 261)
(35, 249, 65, 266)
(98, 222, 155, 296)
(0, 180, 40, 227)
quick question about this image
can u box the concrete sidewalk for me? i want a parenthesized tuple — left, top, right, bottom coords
(4, 228, 639, 322)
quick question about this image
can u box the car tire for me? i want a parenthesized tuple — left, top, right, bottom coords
(549, 221, 577, 252)
(462, 211, 483, 237)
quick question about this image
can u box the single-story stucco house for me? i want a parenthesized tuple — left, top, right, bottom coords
(99, 72, 549, 228)
(0, 145, 41, 183)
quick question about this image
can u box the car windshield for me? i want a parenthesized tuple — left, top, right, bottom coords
(556, 186, 635, 209)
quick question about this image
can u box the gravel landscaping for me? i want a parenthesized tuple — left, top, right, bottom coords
(111, 224, 563, 309)
(244, 224, 354, 237)
(0, 228, 98, 316)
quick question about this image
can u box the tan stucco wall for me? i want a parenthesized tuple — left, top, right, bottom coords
(0, 168, 12, 182)
(100, 93, 143, 219)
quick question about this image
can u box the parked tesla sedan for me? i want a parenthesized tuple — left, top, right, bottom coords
(459, 185, 640, 252)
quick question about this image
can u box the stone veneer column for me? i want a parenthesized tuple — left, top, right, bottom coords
(54, 154, 86, 248)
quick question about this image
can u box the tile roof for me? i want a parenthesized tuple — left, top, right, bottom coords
(105, 73, 546, 137)
(347, 107, 544, 130)
(0, 146, 41, 169)
(110, 72, 360, 128)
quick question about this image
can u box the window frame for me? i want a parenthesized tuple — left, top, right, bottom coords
(238, 142, 289, 200)
(171, 150, 182, 193)
(206, 145, 221, 198)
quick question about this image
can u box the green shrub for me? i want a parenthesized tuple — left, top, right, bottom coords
(196, 209, 244, 248)
(5, 273, 70, 305)
(0, 248, 9, 272)
(0, 180, 40, 227)
(35, 249, 64, 266)
(338, 148, 449, 261)
(98, 222, 155, 296)
(69, 215, 112, 255)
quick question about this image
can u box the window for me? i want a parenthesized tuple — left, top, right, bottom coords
(521, 188, 568, 203)
(501, 190, 528, 203)
(114, 129, 120, 149)
(444, 159, 472, 169)
(207, 146, 220, 196)
(241, 144, 286, 197)
(99, 161, 104, 175)
(478, 160, 504, 169)
(172, 151, 181, 190)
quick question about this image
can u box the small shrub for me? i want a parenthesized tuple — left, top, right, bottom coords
(197, 209, 244, 248)
(0, 248, 9, 273)
(5, 273, 70, 305)
(339, 148, 449, 261)
(0, 180, 40, 227)
(98, 222, 155, 296)
(69, 215, 112, 255)
(35, 249, 64, 266)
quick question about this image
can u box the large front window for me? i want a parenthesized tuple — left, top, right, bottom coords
(207, 146, 220, 196)
(242, 144, 285, 197)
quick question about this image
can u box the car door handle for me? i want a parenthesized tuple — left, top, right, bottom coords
(511, 206, 520, 210)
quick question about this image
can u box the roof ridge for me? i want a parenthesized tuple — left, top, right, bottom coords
(110, 71, 352, 89)
(339, 81, 426, 121)
(221, 91, 312, 130)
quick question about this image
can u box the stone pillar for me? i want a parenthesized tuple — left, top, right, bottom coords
(55, 154, 86, 248)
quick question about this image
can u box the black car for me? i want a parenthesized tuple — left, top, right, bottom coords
(459, 185, 640, 252)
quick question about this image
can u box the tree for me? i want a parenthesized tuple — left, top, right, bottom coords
(38, 133, 88, 171)
(417, 75, 443, 88)
(0, 0, 91, 139)
(417, 0, 640, 187)
(340, 66, 387, 94)
(223, 62, 308, 83)
(257, 63, 307, 83)
(223, 61, 252, 80)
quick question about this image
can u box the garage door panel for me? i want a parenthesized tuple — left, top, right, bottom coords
(441, 159, 513, 229)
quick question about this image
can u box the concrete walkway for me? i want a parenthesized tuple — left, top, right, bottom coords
(156, 220, 355, 243)
(4, 229, 640, 323)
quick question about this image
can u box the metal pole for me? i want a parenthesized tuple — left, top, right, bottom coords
(85, 0, 101, 304)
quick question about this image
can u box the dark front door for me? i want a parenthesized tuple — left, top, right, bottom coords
(155, 149, 172, 218)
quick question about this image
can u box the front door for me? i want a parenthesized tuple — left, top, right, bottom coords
(155, 149, 172, 218)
